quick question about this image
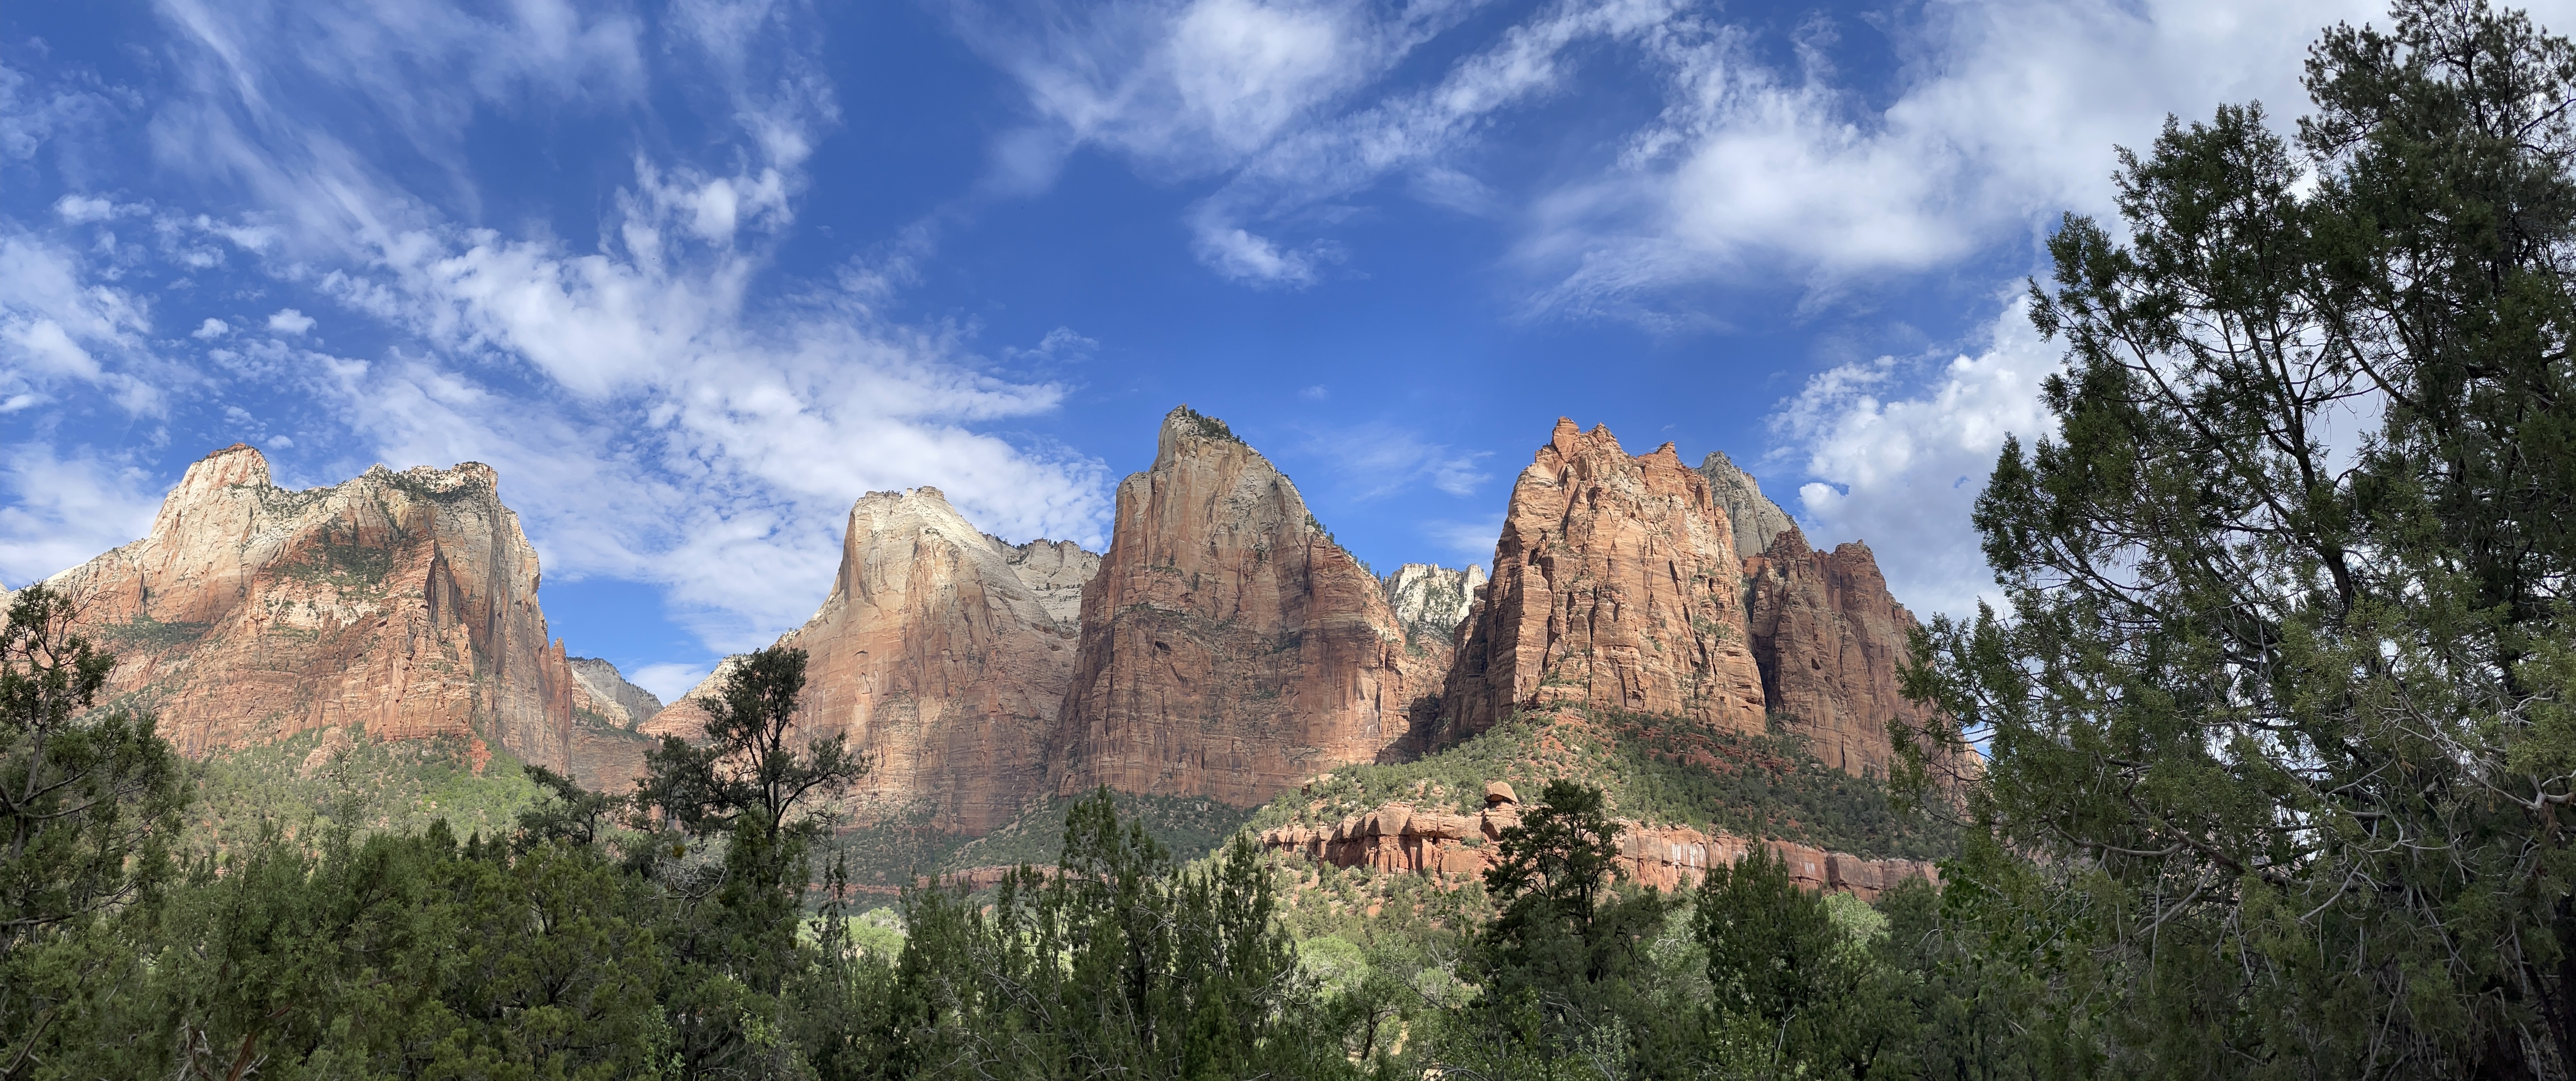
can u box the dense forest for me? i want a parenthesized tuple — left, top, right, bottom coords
(9, 0, 2576, 1076)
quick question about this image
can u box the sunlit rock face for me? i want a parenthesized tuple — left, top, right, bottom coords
(1438, 420, 1770, 743)
(1741, 528, 1944, 780)
(1695, 451, 1798, 559)
(642, 487, 1099, 835)
(43, 444, 580, 772)
(568, 657, 663, 729)
(1048, 406, 1445, 806)
(1383, 562, 1485, 647)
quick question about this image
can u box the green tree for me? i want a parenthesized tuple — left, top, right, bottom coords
(882, 789, 1349, 1080)
(636, 645, 866, 1078)
(1898, 1, 2576, 1075)
(0, 584, 187, 1079)
(1457, 780, 1683, 1075)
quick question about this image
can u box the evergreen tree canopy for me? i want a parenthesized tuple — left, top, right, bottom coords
(1900, 1, 2576, 1075)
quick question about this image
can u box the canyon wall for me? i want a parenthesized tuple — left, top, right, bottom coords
(1048, 406, 1444, 805)
(1696, 451, 1798, 559)
(1742, 528, 1943, 779)
(1438, 420, 1769, 743)
(1256, 788, 1937, 901)
(42, 444, 579, 771)
(1383, 563, 1485, 648)
(569, 657, 663, 728)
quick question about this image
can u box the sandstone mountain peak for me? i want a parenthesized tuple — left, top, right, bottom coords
(1697, 451, 1798, 558)
(1052, 407, 1444, 806)
(1742, 526, 1940, 777)
(567, 657, 664, 729)
(49, 446, 592, 776)
(1383, 563, 1486, 647)
(1440, 418, 1769, 743)
(642, 485, 1101, 835)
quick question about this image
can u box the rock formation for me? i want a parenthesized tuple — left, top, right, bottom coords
(41, 444, 579, 771)
(1255, 793, 1937, 901)
(1050, 406, 1444, 806)
(1438, 420, 1769, 743)
(1383, 563, 1485, 649)
(1696, 451, 1798, 558)
(1742, 528, 1942, 779)
(645, 488, 1099, 835)
(568, 657, 663, 729)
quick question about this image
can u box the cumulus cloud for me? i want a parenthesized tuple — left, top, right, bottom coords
(192, 318, 229, 339)
(1767, 295, 2059, 622)
(1528, 0, 2387, 308)
(265, 308, 315, 335)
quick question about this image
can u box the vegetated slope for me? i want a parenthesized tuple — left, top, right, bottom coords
(184, 726, 548, 856)
(1247, 709, 1957, 863)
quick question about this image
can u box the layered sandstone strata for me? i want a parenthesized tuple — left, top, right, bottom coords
(1742, 528, 1943, 779)
(1383, 563, 1486, 648)
(43, 444, 578, 770)
(1050, 406, 1444, 805)
(1256, 794, 1936, 901)
(568, 657, 663, 728)
(1695, 451, 1798, 558)
(646, 488, 1099, 835)
(1439, 420, 1769, 742)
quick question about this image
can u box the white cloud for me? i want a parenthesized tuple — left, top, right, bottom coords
(1422, 513, 1504, 565)
(1294, 420, 1491, 500)
(1768, 295, 2059, 622)
(265, 308, 315, 335)
(629, 660, 713, 703)
(0, 233, 162, 414)
(192, 318, 229, 338)
(0, 445, 166, 586)
(53, 195, 120, 223)
(1527, 0, 2393, 308)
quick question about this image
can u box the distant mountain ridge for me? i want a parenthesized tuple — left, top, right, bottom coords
(33, 409, 1959, 883)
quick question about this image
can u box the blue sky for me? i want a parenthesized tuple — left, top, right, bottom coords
(0, 0, 2467, 698)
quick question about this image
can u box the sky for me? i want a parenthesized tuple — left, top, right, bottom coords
(2, 0, 2538, 700)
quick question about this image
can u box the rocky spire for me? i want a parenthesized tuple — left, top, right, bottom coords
(1049, 405, 1444, 805)
(1439, 420, 1769, 742)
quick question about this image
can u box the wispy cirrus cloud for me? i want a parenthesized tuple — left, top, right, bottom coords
(0, 0, 1112, 653)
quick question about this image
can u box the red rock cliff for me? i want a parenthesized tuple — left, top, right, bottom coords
(645, 487, 1098, 835)
(1742, 528, 1941, 779)
(1050, 406, 1443, 806)
(1438, 420, 1768, 742)
(43, 444, 579, 770)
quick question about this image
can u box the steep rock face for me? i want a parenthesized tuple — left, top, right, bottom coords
(645, 488, 1098, 836)
(1383, 563, 1485, 648)
(1051, 406, 1442, 806)
(1696, 452, 1798, 559)
(1439, 421, 1768, 742)
(1257, 798, 1937, 901)
(1741, 528, 1940, 779)
(568, 657, 663, 729)
(44, 444, 577, 770)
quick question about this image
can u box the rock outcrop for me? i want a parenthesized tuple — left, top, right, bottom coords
(568, 657, 663, 729)
(646, 488, 1099, 836)
(1741, 528, 1941, 779)
(1696, 451, 1798, 559)
(1383, 563, 1485, 648)
(1438, 420, 1769, 743)
(42, 444, 578, 770)
(1050, 406, 1444, 806)
(1256, 795, 1937, 901)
